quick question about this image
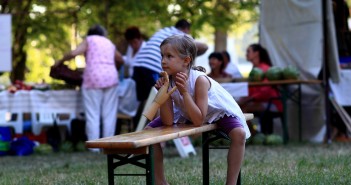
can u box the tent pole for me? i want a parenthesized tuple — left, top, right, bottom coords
(322, 0, 332, 144)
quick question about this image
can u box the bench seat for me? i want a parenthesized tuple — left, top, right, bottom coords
(86, 113, 253, 150)
(85, 113, 253, 185)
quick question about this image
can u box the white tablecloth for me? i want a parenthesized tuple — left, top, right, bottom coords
(330, 69, 351, 106)
(0, 79, 246, 134)
(0, 90, 82, 113)
(0, 78, 139, 134)
(0, 78, 138, 114)
(220, 82, 248, 98)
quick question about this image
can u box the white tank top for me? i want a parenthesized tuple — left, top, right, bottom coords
(170, 70, 251, 139)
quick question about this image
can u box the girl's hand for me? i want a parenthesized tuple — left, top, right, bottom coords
(144, 71, 176, 120)
(154, 77, 164, 90)
(157, 71, 177, 95)
(175, 72, 188, 95)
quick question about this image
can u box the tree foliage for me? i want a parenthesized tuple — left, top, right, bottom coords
(0, 0, 258, 82)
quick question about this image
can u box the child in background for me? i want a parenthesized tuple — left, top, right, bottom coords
(123, 26, 146, 78)
(145, 34, 251, 185)
(222, 50, 243, 79)
(207, 52, 232, 79)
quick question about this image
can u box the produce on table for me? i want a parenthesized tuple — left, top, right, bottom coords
(248, 67, 264, 82)
(265, 66, 283, 81)
(282, 66, 300, 80)
(0, 80, 76, 93)
(50, 83, 77, 90)
(6, 80, 33, 93)
(31, 83, 50, 91)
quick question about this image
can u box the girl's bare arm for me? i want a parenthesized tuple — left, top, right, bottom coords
(176, 73, 210, 126)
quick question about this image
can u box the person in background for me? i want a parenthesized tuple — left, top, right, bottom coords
(207, 52, 231, 79)
(115, 26, 145, 133)
(222, 50, 243, 79)
(123, 26, 146, 78)
(55, 24, 124, 151)
(132, 19, 208, 124)
(145, 35, 250, 184)
(238, 43, 282, 134)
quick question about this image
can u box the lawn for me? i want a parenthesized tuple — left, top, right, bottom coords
(0, 142, 350, 185)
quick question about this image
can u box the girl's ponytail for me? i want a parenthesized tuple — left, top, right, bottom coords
(192, 66, 206, 73)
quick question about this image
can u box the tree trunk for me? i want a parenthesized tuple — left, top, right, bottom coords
(214, 29, 227, 52)
(11, 26, 28, 82)
(10, 0, 32, 82)
(10, 48, 27, 82)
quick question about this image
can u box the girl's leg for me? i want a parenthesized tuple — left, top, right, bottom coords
(145, 120, 169, 185)
(227, 127, 246, 185)
(152, 142, 168, 185)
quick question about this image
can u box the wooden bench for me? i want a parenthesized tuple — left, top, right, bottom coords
(86, 113, 254, 185)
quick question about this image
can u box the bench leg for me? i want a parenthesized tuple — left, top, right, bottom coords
(105, 148, 154, 185)
(237, 170, 241, 185)
(202, 132, 210, 185)
(146, 146, 155, 185)
(107, 155, 114, 185)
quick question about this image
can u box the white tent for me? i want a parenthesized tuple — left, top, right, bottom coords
(259, 0, 341, 142)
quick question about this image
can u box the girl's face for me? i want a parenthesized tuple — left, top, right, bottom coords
(209, 57, 222, 71)
(246, 47, 259, 64)
(161, 44, 189, 75)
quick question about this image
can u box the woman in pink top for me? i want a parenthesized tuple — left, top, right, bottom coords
(238, 43, 282, 134)
(55, 25, 124, 151)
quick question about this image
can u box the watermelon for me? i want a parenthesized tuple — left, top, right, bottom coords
(34, 144, 53, 154)
(265, 66, 283, 81)
(248, 67, 264, 82)
(60, 141, 74, 152)
(251, 133, 266, 145)
(265, 134, 283, 145)
(75, 141, 87, 152)
(282, 66, 300, 80)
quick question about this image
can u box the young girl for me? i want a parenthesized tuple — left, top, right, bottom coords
(207, 51, 232, 79)
(145, 34, 251, 185)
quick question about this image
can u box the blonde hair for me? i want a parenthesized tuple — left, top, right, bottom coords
(160, 34, 206, 72)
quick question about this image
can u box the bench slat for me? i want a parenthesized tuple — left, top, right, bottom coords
(86, 113, 253, 149)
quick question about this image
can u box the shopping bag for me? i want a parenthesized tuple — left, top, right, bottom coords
(50, 63, 83, 86)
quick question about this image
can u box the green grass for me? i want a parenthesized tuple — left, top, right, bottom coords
(0, 142, 350, 185)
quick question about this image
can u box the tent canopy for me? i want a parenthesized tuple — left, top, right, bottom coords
(260, 0, 340, 82)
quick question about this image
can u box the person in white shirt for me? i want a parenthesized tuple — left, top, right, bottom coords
(222, 50, 243, 79)
(123, 26, 146, 78)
